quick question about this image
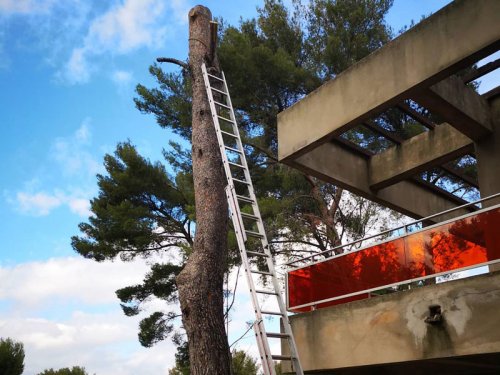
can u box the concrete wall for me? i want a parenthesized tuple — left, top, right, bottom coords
(283, 271, 500, 373)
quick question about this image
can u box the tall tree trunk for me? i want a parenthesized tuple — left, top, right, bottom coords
(176, 5, 231, 375)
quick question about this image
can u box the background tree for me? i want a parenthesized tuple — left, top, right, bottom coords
(217, 0, 397, 257)
(232, 350, 259, 375)
(0, 337, 25, 375)
(37, 366, 89, 375)
(73, 0, 425, 369)
(168, 341, 190, 375)
(168, 347, 259, 375)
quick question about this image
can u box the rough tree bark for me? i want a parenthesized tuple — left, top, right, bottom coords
(175, 5, 232, 375)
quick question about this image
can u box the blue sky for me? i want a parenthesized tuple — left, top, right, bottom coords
(4, 0, 495, 374)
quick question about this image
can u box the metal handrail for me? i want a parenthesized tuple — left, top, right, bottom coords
(285, 192, 500, 267)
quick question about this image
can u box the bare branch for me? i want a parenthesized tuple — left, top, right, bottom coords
(224, 266, 241, 320)
(243, 140, 279, 162)
(156, 57, 190, 72)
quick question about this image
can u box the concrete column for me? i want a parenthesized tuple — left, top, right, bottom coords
(476, 95, 500, 201)
(475, 95, 500, 273)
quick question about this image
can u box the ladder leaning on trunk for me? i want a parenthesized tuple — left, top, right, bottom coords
(201, 63, 304, 375)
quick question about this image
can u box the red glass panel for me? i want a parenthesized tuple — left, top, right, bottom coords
(287, 207, 500, 312)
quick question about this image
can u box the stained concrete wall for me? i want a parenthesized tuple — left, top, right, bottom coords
(282, 271, 500, 373)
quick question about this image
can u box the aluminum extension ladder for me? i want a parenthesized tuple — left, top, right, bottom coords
(201, 63, 304, 375)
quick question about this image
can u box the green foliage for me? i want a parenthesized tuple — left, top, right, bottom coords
(72, 141, 194, 262)
(168, 341, 190, 375)
(138, 311, 178, 347)
(168, 346, 258, 375)
(306, 0, 393, 77)
(71, 142, 192, 344)
(0, 338, 25, 375)
(219, 0, 320, 152)
(116, 263, 181, 316)
(135, 68, 192, 140)
(37, 366, 88, 375)
(232, 350, 259, 375)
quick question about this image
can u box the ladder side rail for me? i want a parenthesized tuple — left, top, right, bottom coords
(202, 64, 247, 242)
(222, 71, 304, 374)
(205, 65, 275, 374)
(204, 64, 303, 375)
(226, 187, 276, 375)
(216, 70, 279, 375)
(220, 72, 269, 248)
(254, 319, 277, 374)
(226, 186, 265, 323)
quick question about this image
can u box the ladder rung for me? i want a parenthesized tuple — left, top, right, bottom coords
(245, 230, 263, 238)
(224, 145, 242, 153)
(240, 212, 258, 220)
(246, 251, 268, 258)
(233, 178, 250, 185)
(220, 130, 238, 138)
(214, 100, 231, 109)
(211, 87, 228, 95)
(217, 115, 234, 123)
(207, 73, 224, 82)
(228, 161, 245, 169)
(267, 333, 289, 339)
(272, 355, 294, 361)
(251, 269, 272, 276)
(261, 310, 284, 316)
(236, 195, 255, 203)
(255, 289, 277, 295)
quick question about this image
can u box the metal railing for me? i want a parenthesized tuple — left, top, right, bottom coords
(285, 192, 500, 269)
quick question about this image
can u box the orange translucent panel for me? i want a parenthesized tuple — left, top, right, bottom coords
(288, 239, 406, 311)
(288, 207, 500, 312)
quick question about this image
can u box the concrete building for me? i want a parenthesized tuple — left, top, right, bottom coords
(277, 0, 500, 373)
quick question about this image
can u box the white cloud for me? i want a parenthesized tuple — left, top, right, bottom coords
(51, 118, 101, 176)
(0, 256, 177, 374)
(11, 189, 91, 217)
(67, 197, 92, 216)
(7, 119, 101, 217)
(86, 0, 167, 53)
(0, 0, 55, 15)
(59, 0, 172, 84)
(112, 69, 133, 85)
(169, 0, 190, 25)
(0, 28, 8, 69)
(63, 47, 91, 85)
(75, 120, 91, 143)
(0, 257, 152, 306)
(0, 257, 265, 374)
(15, 191, 62, 216)
(111, 69, 135, 93)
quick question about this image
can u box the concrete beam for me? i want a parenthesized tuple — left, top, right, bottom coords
(289, 141, 472, 220)
(369, 124, 474, 191)
(415, 76, 492, 141)
(278, 0, 500, 161)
